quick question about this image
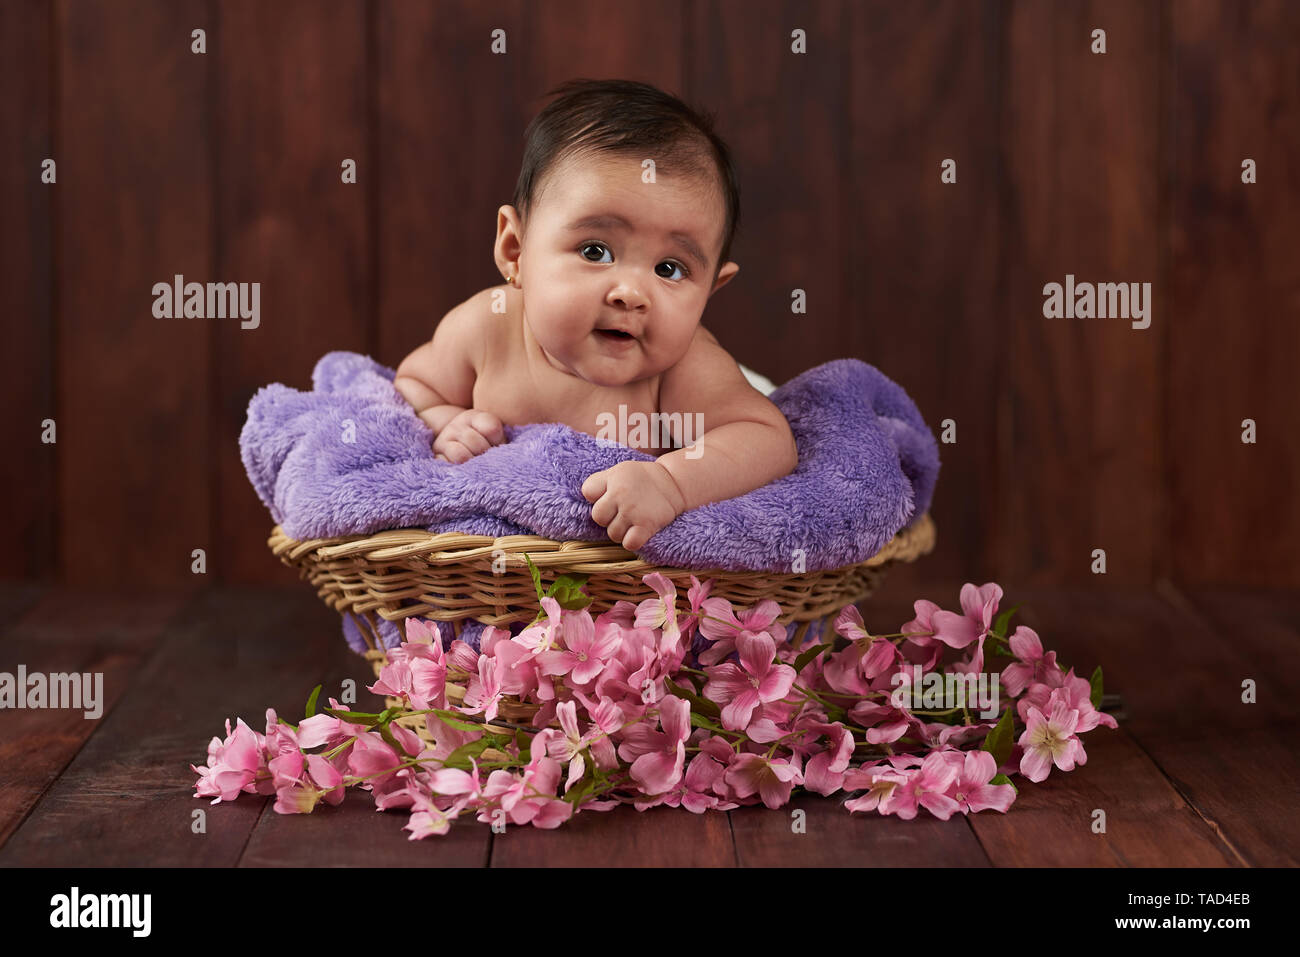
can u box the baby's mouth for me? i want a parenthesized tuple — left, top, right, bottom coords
(594, 328, 636, 342)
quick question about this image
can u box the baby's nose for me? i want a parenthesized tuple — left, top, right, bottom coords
(607, 280, 648, 310)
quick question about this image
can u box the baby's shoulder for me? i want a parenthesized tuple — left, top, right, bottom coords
(438, 285, 518, 365)
(659, 324, 748, 409)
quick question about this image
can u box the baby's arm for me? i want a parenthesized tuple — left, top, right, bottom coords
(394, 293, 504, 461)
(654, 332, 798, 510)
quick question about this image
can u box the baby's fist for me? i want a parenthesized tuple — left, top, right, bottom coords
(581, 460, 687, 552)
(434, 409, 505, 463)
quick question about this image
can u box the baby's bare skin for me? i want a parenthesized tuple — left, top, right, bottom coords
(395, 282, 796, 550)
(477, 284, 701, 456)
(394, 150, 798, 550)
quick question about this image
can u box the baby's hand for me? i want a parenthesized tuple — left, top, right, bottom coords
(581, 460, 687, 552)
(434, 409, 505, 463)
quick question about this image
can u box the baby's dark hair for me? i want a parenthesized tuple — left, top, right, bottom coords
(511, 78, 741, 277)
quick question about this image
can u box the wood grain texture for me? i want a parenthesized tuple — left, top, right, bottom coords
(0, 586, 195, 855)
(215, 0, 371, 586)
(237, 608, 492, 866)
(0, 587, 340, 866)
(845, 0, 1002, 585)
(0, 1, 55, 579)
(1000, 0, 1164, 587)
(55, 0, 212, 586)
(691, 0, 846, 386)
(857, 580, 1241, 866)
(1165, 0, 1300, 587)
(489, 802, 735, 867)
(5, 0, 1298, 588)
(1, 584, 1295, 865)
(731, 791, 990, 867)
(374, 0, 537, 370)
(1014, 583, 1299, 866)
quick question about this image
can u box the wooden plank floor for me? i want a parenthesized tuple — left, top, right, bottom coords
(0, 579, 1295, 867)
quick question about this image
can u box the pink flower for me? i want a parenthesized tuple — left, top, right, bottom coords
(348, 732, 404, 786)
(191, 717, 268, 804)
(368, 658, 414, 705)
(547, 699, 621, 792)
(898, 600, 944, 670)
(402, 622, 450, 711)
(274, 754, 347, 814)
(842, 761, 912, 814)
(680, 575, 712, 636)
(617, 695, 691, 794)
(458, 642, 529, 725)
(724, 753, 804, 809)
(794, 720, 856, 795)
(514, 598, 564, 662)
(1018, 697, 1085, 782)
(702, 631, 797, 731)
(404, 789, 459, 839)
(928, 583, 1003, 650)
(882, 751, 962, 820)
(847, 697, 916, 745)
(657, 745, 741, 813)
(943, 750, 1015, 814)
(482, 754, 573, 828)
(536, 612, 622, 685)
(459, 654, 504, 722)
(1018, 667, 1117, 735)
(1000, 625, 1062, 697)
(697, 597, 783, 666)
(635, 572, 683, 655)
(295, 713, 341, 750)
(832, 606, 897, 678)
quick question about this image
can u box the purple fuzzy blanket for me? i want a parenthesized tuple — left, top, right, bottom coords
(240, 351, 939, 575)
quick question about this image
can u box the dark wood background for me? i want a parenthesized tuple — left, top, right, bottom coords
(2, 0, 1296, 591)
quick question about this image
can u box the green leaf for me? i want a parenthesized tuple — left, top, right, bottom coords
(547, 575, 592, 610)
(523, 553, 545, 602)
(794, 642, 835, 675)
(992, 603, 1023, 639)
(428, 708, 489, 733)
(443, 736, 495, 769)
(376, 722, 403, 752)
(322, 707, 382, 726)
(514, 727, 532, 762)
(980, 707, 1016, 769)
(1089, 666, 1104, 710)
(666, 677, 721, 718)
(304, 684, 322, 719)
(689, 711, 723, 731)
(989, 772, 1018, 794)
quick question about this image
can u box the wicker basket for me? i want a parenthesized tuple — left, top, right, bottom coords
(269, 513, 936, 733)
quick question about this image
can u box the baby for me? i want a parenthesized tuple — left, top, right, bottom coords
(393, 79, 799, 552)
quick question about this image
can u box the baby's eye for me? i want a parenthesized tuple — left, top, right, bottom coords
(580, 242, 612, 263)
(655, 261, 687, 281)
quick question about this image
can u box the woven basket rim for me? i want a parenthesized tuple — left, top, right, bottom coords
(269, 511, 935, 574)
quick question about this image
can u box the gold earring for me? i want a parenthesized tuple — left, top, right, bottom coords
(506, 273, 516, 286)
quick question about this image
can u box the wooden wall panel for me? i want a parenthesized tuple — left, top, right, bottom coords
(56, 0, 211, 586)
(1, 0, 1295, 589)
(1000, 0, 1164, 587)
(0, 1, 54, 578)
(215, 0, 371, 584)
(846, 0, 1001, 589)
(1166, 0, 1300, 587)
(691, 0, 846, 387)
(375, 0, 535, 369)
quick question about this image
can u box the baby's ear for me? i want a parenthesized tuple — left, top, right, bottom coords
(709, 261, 740, 296)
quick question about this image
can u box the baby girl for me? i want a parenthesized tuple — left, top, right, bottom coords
(393, 79, 798, 552)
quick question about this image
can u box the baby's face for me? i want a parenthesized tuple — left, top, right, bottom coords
(503, 151, 730, 388)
